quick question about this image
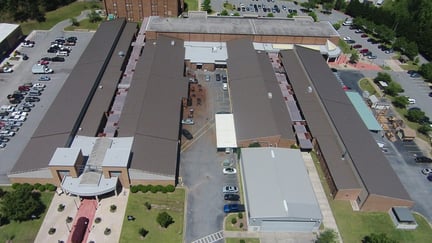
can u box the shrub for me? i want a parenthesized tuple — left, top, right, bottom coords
(38, 185, 46, 192)
(110, 204, 117, 212)
(150, 185, 158, 193)
(130, 186, 139, 193)
(157, 212, 174, 228)
(144, 202, 151, 210)
(238, 213, 243, 219)
(165, 185, 175, 192)
(48, 227, 56, 235)
(231, 217, 237, 224)
(58, 204, 65, 212)
(104, 228, 111, 235)
(46, 184, 57, 191)
(239, 222, 244, 228)
(66, 216, 73, 223)
(333, 23, 341, 30)
(240, 240, 245, 243)
(137, 184, 146, 193)
(94, 217, 101, 224)
(139, 227, 149, 237)
(155, 185, 164, 192)
(34, 183, 42, 190)
(11, 183, 20, 190)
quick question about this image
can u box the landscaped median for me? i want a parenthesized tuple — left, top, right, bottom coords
(120, 186, 185, 242)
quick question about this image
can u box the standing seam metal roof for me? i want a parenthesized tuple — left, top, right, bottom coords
(118, 35, 188, 176)
(291, 46, 411, 201)
(227, 38, 294, 141)
(11, 19, 127, 173)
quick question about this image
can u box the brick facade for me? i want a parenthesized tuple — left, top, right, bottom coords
(103, 0, 183, 21)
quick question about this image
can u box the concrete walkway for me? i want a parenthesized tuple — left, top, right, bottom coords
(302, 152, 343, 243)
(35, 189, 129, 243)
(224, 230, 316, 243)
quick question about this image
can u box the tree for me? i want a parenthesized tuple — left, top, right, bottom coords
(220, 9, 228, 16)
(373, 72, 392, 84)
(323, 2, 334, 12)
(406, 109, 426, 123)
(333, 23, 341, 30)
(233, 12, 240, 16)
(419, 63, 432, 81)
(156, 212, 173, 228)
(267, 13, 274, 17)
(349, 52, 359, 63)
(87, 10, 102, 23)
(384, 82, 403, 96)
(0, 186, 44, 222)
(70, 17, 79, 26)
(139, 227, 149, 237)
(316, 229, 337, 243)
(392, 96, 409, 108)
(334, 0, 346, 11)
(201, 0, 212, 13)
(308, 11, 318, 22)
(418, 124, 432, 135)
(363, 233, 399, 243)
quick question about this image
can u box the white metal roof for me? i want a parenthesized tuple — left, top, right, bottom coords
(215, 114, 237, 148)
(184, 41, 228, 64)
(0, 23, 19, 44)
(241, 147, 322, 220)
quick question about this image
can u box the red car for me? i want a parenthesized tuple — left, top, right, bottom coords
(352, 44, 362, 49)
(360, 48, 369, 53)
(38, 60, 49, 65)
(361, 34, 368, 38)
(18, 86, 30, 91)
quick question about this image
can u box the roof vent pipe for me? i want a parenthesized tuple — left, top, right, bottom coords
(171, 40, 175, 46)
(268, 92, 272, 99)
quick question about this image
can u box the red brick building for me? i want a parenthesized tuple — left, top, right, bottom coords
(102, 0, 183, 21)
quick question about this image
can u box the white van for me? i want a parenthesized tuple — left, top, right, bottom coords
(56, 51, 69, 57)
(343, 20, 353, 26)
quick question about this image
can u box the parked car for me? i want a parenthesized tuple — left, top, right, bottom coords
(223, 185, 238, 193)
(427, 174, 432, 182)
(21, 102, 35, 108)
(345, 39, 356, 44)
(0, 137, 10, 143)
(223, 167, 237, 175)
(343, 36, 351, 41)
(421, 168, 432, 175)
(216, 73, 221, 81)
(224, 204, 240, 213)
(38, 60, 49, 65)
(359, 49, 369, 54)
(25, 97, 40, 102)
(51, 56, 65, 62)
(410, 72, 421, 78)
(367, 55, 377, 59)
(1, 67, 13, 73)
(182, 129, 193, 140)
(18, 86, 30, 91)
(38, 76, 51, 81)
(181, 118, 194, 125)
(0, 131, 15, 137)
(415, 156, 432, 163)
(0, 143, 6, 148)
(205, 74, 211, 82)
(352, 44, 362, 49)
(224, 193, 240, 201)
(360, 34, 368, 38)
(354, 29, 364, 33)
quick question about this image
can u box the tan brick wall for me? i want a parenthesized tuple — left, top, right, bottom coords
(102, 167, 131, 188)
(103, 0, 181, 20)
(10, 177, 55, 185)
(130, 179, 175, 186)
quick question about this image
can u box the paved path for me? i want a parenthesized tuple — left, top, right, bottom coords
(302, 152, 343, 243)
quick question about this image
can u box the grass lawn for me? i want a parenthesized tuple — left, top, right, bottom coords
(400, 63, 419, 71)
(226, 238, 260, 243)
(120, 189, 185, 243)
(0, 191, 54, 242)
(20, 1, 102, 35)
(64, 19, 102, 31)
(184, 0, 199, 11)
(311, 154, 432, 242)
(359, 78, 378, 96)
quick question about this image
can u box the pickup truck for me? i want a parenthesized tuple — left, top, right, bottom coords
(32, 64, 53, 74)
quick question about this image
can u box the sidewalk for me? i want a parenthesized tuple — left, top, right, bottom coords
(302, 152, 343, 243)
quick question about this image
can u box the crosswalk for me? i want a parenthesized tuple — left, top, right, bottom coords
(191, 231, 224, 243)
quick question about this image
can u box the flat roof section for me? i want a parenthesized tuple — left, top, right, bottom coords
(294, 46, 411, 202)
(345, 91, 383, 132)
(11, 19, 127, 174)
(215, 114, 237, 148)
(146, 16, 339, 38)
(241, 147, 322, 220)
(280, 49, 361, 191)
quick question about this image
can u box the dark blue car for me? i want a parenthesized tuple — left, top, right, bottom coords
(224, 204, 240, 213)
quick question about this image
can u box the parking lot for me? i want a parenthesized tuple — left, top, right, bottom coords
(180, 69, 238, 243)
(0, 29, 94, 184)
(211, 0, 306, 17)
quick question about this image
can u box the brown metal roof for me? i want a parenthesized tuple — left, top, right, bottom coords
(280, 49, 361, 191)
(227, 38, 295, 141)
(77, 22, 138, 137)
(118, 35, 187, 176)
(284, 46, 411, 202)
(11, 19, 128, 173)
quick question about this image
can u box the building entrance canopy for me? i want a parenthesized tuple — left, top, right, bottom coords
(62, 174, 118, 197)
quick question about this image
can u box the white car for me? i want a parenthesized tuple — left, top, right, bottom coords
(343, 36, 351, 41)
(33, 83, 46, 89)
(222, 83, 228, 91)
(421, 168, 432, 175)
(223, 185, 238, 193)
(21, 102, 35, 108)
(2, 67, 13, 73)
(181, 118, 194, 125)
(22, 42, 34, 48)
(8, 115, 26, 122)
(223, 167, 237, 175)
(0, 131, 15, 137)
(11, 111, 28, 117)
(0, 143, 6, 148)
